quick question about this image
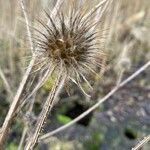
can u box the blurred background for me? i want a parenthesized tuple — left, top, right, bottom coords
(0, 0, 150, 149)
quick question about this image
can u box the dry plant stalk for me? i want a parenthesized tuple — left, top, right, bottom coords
(0, 57, 36, 147)
(132, 135, 150, 150)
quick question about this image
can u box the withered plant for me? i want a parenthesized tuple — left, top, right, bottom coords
(25, 0, 109, 149)
(0, 0, 150, 150)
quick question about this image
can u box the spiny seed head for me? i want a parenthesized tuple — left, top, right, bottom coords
(33, 7, 106, 95)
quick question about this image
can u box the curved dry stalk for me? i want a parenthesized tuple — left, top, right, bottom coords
(25, 67, 66, 150)
(39, 60, 150, 141)
(132, 135, 150, 150)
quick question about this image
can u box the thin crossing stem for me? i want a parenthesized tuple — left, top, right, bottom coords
(0, 56, 36, 147)
(132, 135, 150, 150)
(39, 61, 150, 141)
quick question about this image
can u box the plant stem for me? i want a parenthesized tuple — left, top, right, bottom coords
(0, 56, 36, 147)
(25, 69, 66, 150)
(132, 135, 150, 150)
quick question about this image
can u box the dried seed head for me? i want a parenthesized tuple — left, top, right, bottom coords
(33, 7, 106, 96)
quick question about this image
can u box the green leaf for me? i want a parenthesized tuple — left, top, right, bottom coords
(43, 74, 57, 91)
(6, 143, 18, 150)
(57, 114, 72, 125)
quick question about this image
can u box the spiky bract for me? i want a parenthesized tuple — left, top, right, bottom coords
(33, 7, 105, 95)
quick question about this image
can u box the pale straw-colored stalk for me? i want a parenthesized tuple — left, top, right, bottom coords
(132, 135, 150, 150)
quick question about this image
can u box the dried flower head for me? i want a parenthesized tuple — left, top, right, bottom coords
(25, 2, 109, 148)
(32, 5, 106, 96)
